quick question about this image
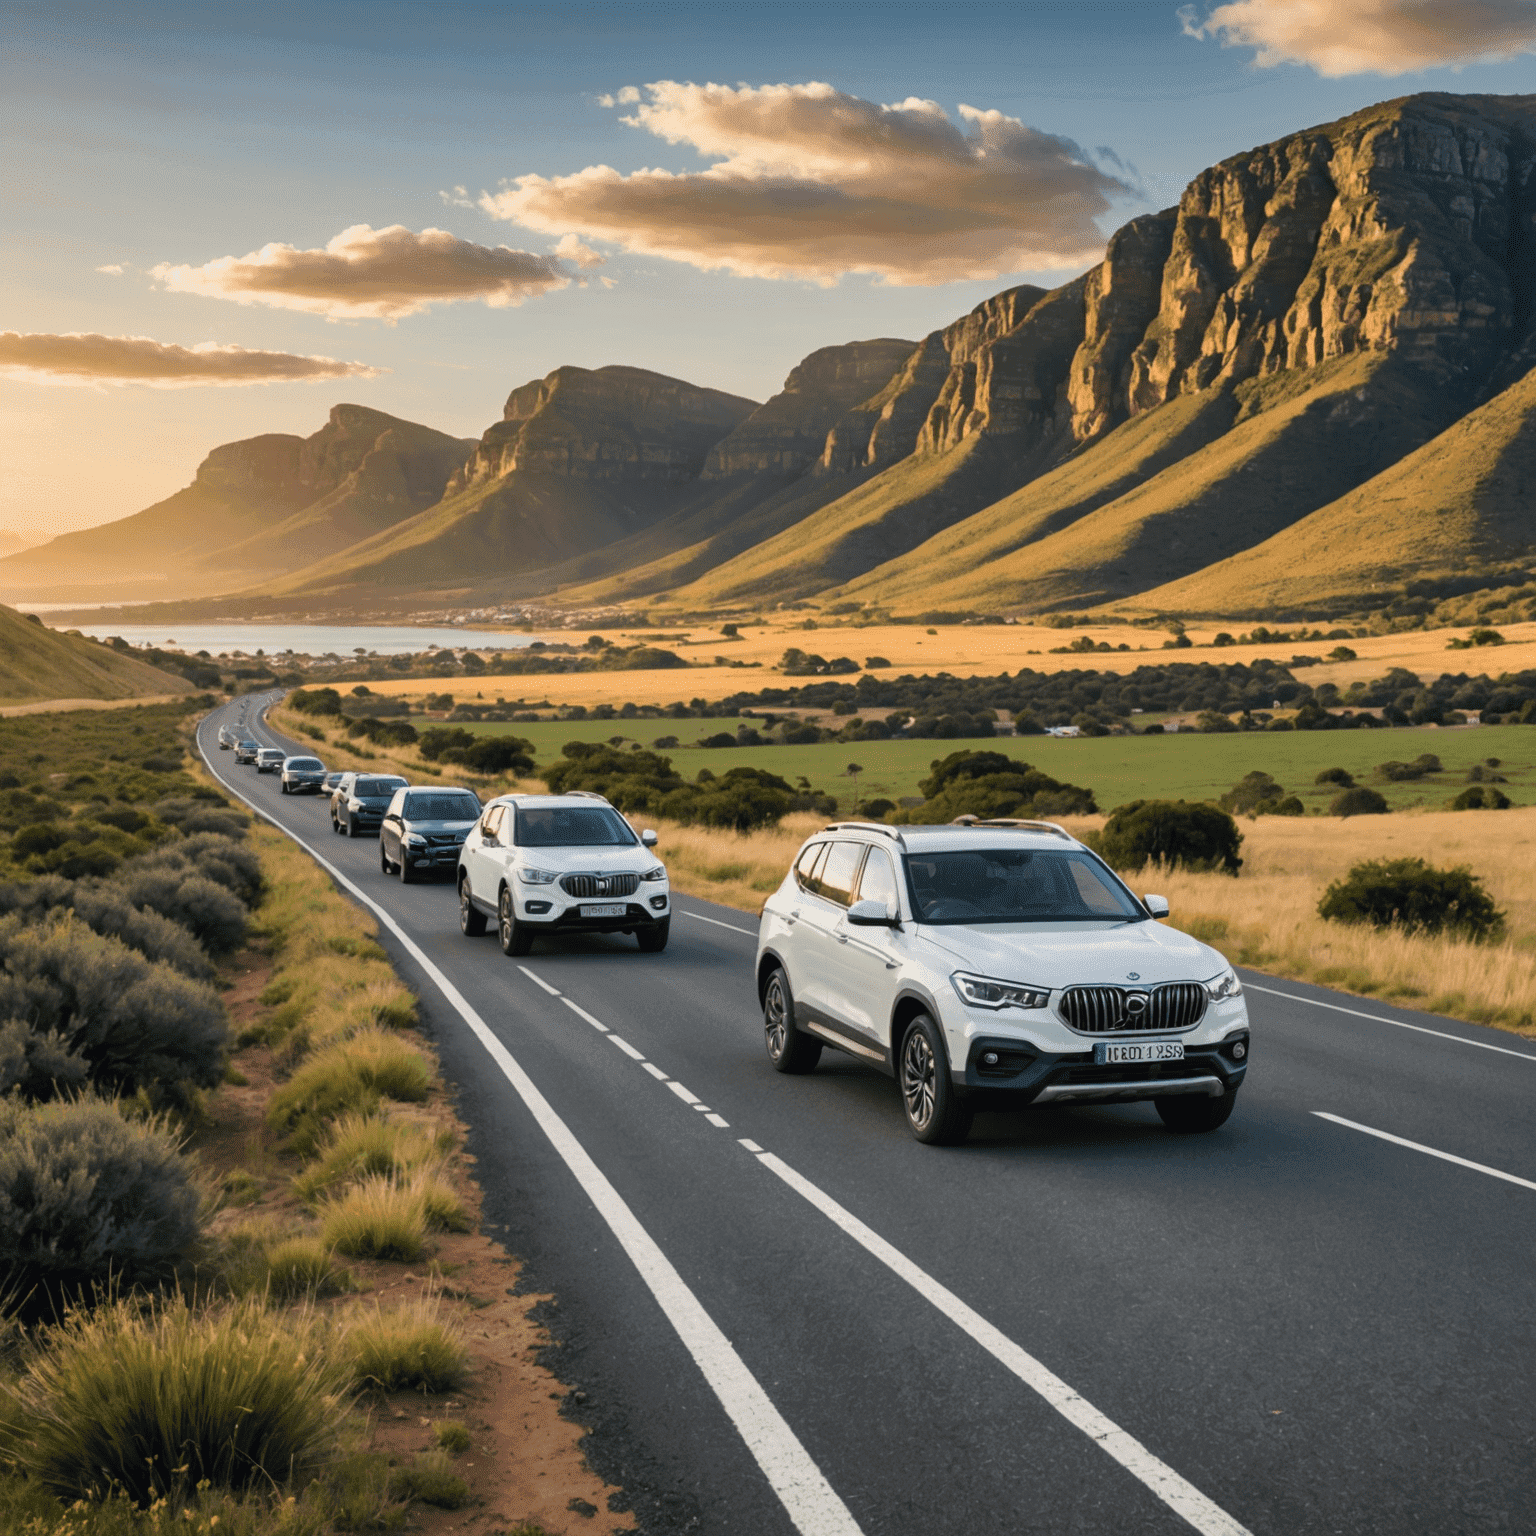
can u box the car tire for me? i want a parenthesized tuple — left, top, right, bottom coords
(331, 816, 342, 834)
(899, 1013, 972, 1146)
(636, 917, 669, 953)
(399, 854, 416, 885)
(380, 844, 393, 876)
(498, 887, 533, 956)
(459, 878, 487, 937)
(763, 967, 822, 1074)
(1156, 1089, 1237, 1134)
(347, 818, 359, 838)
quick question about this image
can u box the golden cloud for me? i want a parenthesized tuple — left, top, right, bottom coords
(150, 223, 579, 321)
(480, 80, 1127, 286)
(0, 332, 384, 387)
(1181, 0, 1536, 75)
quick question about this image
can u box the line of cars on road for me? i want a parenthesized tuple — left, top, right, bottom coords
(214, 716, 1248, 1145)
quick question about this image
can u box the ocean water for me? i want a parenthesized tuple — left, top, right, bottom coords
(38, 621, 540, 657)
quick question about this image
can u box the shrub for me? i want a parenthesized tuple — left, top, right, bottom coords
(0, 917, 228, 1100)
(393, 1450, 470, 1509)
(891, 749, 1096, 824)
(1315, 767, 1354, 788)
(1196, 710, 1239, 733)
(0, 1294, 348, 1502)
(0, 1095, 203, 1303)
(319, 1176, 428, 1261)
(1318, 858, 1504, 941)
(1330, 787, 1389, 818)
(433, 1420, 471, 1453)
(0, 1017, 90, 1100)
(1376, 754, 1441, 782)
(114, 867, 248, 955)
(413, 1168, 470, 1233)
(344, 1298, 467, 1393)
(417, 727, 477, 762)
(293, 1113, 438, 1204)
(1219, 770, 1287, 815)
(1451, 785, 1512, 810)
(462, 736, 534, 775)
(151, 798, 251, 841)
(264, 1237, 352, 1299)
(1098, 800, 1243, 876)
(267, 1030, 431, 1154)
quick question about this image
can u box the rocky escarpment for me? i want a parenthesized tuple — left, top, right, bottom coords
(446, 366, 756, 490)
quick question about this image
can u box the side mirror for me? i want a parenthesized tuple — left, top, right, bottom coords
(642, 829, 659, 847)
(1143, 894, 1170, 919)
(847, 898, 898, 927)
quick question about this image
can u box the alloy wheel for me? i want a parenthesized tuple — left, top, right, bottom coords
(499, 889, 513, 947)
(764, 976, 789, 1060)
(902, 1028, 937, 1132)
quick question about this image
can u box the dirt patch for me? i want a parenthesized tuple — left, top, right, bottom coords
(193, 942, 632, 1536)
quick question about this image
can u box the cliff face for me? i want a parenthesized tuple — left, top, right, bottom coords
(448, 366, 756, 490)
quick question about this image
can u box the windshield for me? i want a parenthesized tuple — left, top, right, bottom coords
(288, 759, 322, 770)
(515, 806, 636, 847)
(405, 793, 480, 821)
(354, 777, 407, 798)
(907, 847, 1143, 923)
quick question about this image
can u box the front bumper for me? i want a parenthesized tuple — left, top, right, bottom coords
(401, 841, 467, 870)
(512, 895, 669, 934)
(283, 778, 325, 792)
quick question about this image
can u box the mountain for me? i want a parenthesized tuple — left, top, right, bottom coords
(0, 405, 475, 605)
(0, 606, 193, 705)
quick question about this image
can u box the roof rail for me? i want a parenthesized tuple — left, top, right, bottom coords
(564, 789, 614, 803)
(948, 816, 1075, 840)
(822, 821, 907, 844)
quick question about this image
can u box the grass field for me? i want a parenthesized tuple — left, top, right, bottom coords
(448, 718, 1536, 815)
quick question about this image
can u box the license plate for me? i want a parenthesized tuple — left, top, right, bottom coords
(582, 903, 626, 918)
(1095, 1040, 1185, 1065)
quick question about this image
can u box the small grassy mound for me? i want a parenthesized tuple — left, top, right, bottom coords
(344, 1298, 466, 1394)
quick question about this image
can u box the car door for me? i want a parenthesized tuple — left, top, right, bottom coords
(825, 845, 904, 1047)
(793, 840, 863, 1026)
(381, 789, 407, 865)
(468, 804, 508, 904)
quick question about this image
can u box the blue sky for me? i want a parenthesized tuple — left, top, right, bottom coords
(6, 0, 1536, 534)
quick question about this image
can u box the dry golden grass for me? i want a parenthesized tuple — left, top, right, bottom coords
(657, 805, 1536, 1037)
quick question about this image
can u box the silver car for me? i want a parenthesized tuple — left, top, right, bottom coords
(280, 755, 327, 794)
(255, 747, 286, 774)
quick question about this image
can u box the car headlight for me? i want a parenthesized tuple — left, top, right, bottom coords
(640, 865, 667, 882)
(517, 867, 559, 885)
(405, 833, 427, 846)
(951, 972, 1050, 1010)
(1205, 970, 1243, 1001)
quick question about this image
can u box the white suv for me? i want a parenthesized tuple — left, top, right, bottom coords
(457, 792, 670, 956)
(755, 820, 1249, 1145)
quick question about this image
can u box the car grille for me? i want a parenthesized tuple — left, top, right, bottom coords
(425, 833, 463, 846)
(1059, 982, 1207, 1034)
(560, 872, 640, 898)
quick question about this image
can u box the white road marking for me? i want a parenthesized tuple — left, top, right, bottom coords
(739, 1139, 764, 1153)
(693, 1103, 712, 1112)
(201, 715, 865, 1536)
(641, 1062, 669, 1081)
(608, 1034, 645, 1060)
(1247, 982, 1536, 1062)
(706, 1114, 731, 1129)
(668, 1081, 701, 1106)
(562, 997, 611, 1033)
(520, 965, 561, 996)
(681, 908, 756, 937)
(1313, 1112, 1536, 1192)
(754, 1152, 1253, 1536)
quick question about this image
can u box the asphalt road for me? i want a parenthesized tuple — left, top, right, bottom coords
(204, 697, 1535, 1536)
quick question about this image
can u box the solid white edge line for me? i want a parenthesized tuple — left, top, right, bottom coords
(754, 1152, 1253, 1536)
(1246, 982, 1536, 1062)
(519, 965, 561, 997)
(561, 997, 610, 1032)
(680, 908, 756, 937)
(1313, 1112, 1536, 1192)
(198, 710, 865, 1536)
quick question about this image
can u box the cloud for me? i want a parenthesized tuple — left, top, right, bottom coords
(150, 223, 577, 321)
(1180, 0, 1536, 75)
(438, 185, 475, 208)
(0, 332, 384, 387)
(596, 86, 642, 108)
(479, 80, 1128, 286)
(95, 263, 125, 275)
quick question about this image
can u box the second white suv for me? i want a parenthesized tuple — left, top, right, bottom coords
(755, 820, 1249, 1145)
(457, 793, 670, 955)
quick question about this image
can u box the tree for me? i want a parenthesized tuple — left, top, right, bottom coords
(1319, 858, 1502, 940)
(1098, 800, 1243, 876)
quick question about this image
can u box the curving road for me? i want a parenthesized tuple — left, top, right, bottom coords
(203, 696, 1535, 1536)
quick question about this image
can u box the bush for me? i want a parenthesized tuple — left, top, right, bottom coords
(114, 866, 248, 955)
(138, 831, 263, 903)
(1376, 754, 1441, 782)
(1451, 785, 1512, 810)
(1318, 858, 1504, 941)
(433, 1420, 471, 1453)
(1330, 786, 1389, 818)
(0, 1095, 203, 1302)
(393, 1450, 471, 1509)
(267, 1031, 431, 1155)
(891, 749, 1096, 825)
(263, 1237, 352, 1299)
(0, 1295, 348, 1502)
(344, 1298, 466, 1393)
(0, 917, 228, 1100)
(319, 1177, 427, 1261)
(417, 727, 477, 762)
(151, 799, 251, 841)
(1098, 801, 1243, 876)
(462, 735, 533, 775)
(1315, 766, 1354, 788)
(1219, 770, 1287, 815)
(293, 1113, 438, 1204)
(288, 687, 343, 716)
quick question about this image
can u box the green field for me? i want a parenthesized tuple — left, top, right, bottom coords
(453, 718, 1536, 815)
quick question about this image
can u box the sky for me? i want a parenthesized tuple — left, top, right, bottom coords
(6, 0, 1536, 537)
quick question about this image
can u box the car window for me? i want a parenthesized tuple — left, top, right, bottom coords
(857, 847, 899, 911)
(406, 793, 481, 821)
(288, 758, 322, 770)
(515, 806, 636, 847)
(794, 843, 827, 893)
(815, 842, 865, 908)
(354, 777, 406, 797)
(907, 848, 1143, 923)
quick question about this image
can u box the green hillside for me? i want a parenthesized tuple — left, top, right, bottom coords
(0, 607, 193, 705)
(1127, 363, 1536, 618)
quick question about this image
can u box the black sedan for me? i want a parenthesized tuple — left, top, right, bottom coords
(334, 774, 409, 837)
(378, 786, 482, 883)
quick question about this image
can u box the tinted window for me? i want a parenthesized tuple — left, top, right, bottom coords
(406, 793, 481, 821)
(794, 843, 827, 892)
(288, 759, 323, 770)
(907, 848, 1142, 923)
(856, 848, 899, 911)
(515, 806, 636, 847)
(354, 777, 407, 798)
(816, 842, 865, 908)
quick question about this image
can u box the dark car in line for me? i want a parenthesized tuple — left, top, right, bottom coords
(280, 755, 328, 794)
(334, 774, 409, 837)
(234, 740, 260, 764)
(379, 786, 482, 883)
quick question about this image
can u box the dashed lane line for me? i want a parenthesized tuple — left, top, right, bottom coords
(680, 908, 756, 938)
(607, 1033, 645, 1060)
(521, 965, 561, 996)
(198, 709, 867, 1536)
(667, 1080, 702, 1106)
(1314, 1112, 1536, 1192)
(562, 997, 610, 1032)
